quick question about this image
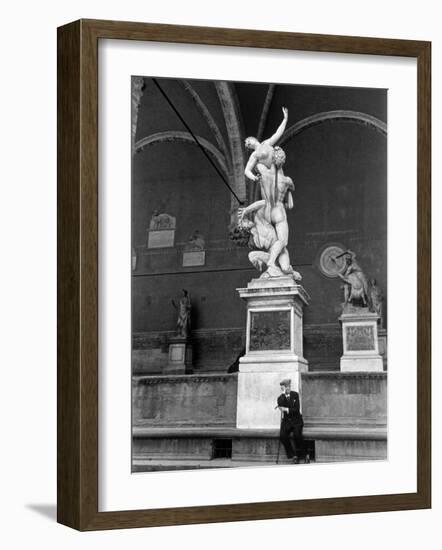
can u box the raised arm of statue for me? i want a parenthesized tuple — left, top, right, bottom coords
(266, 107, 288, 146)
(244, 151, 259, 181)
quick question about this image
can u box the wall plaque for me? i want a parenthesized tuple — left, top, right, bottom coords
(182, 250, 206, 266)
(249, 310, 290, 351)
(346, 325, 375, 351)
(169, 344, 185, 362)
(147, 229, 175, 248)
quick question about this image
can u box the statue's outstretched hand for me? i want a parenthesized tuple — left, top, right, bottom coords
(282, 107, 288, 119)
(237, 207, 246, 225)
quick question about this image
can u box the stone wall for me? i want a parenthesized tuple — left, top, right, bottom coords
(132, 371, 387, 468)
(132, 328, 245, 373)
(133, 373, 238, 427)
(132, 325, 386, 374)
(301, 371, 387, 461)
(302, 371, 387, 426)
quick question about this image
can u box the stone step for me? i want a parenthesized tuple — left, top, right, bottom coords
(132, 426, 386, 467)
(133, 424, 387, 440)
(133, 433, 315, 465)
(132, 457, 315, 472)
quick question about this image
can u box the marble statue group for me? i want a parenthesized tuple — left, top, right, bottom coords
(239, 107, 301, 281)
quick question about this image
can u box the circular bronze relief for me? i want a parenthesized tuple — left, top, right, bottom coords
(318, 245, 347, 278)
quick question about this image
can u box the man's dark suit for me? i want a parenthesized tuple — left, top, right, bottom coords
(277, 390, 304, 460)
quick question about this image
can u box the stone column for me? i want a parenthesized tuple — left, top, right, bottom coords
(236, 276, 309, 429)
(339, 311, 383, 372)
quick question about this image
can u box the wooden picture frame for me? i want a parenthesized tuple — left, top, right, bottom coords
(57, 19, 431, 531)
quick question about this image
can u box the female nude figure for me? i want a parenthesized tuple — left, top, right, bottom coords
(244, 106, 288, 183)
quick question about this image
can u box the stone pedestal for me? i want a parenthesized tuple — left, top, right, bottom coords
(339, 311, 383, 372)
(163, 337, 193, 375)
(236, 276, 310, 429)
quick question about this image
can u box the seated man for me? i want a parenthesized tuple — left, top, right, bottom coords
(277, 379, 309, 464)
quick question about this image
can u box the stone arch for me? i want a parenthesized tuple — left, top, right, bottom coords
(279, 110, 387, 146)
(134, 131, 229, 180)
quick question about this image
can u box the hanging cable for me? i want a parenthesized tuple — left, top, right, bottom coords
(152, 78, 244, 205)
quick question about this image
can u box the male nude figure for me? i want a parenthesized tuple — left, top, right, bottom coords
(238, 167, 298, 278)
(239, 199, 287, 273)
(254, 163, 297, 277)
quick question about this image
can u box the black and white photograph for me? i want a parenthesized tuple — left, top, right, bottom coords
(131, 76, 388, 472)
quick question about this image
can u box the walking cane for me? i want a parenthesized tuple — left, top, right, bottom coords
(276, 409, 283, 464)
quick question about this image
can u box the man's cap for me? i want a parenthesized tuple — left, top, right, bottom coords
(280, 378, 291, 387)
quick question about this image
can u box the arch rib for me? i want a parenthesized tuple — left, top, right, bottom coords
(215, 82, 246, 205)
(280, 110, 387, 146)
(257, 84, 276, 141)
(180, 80, 232, 172)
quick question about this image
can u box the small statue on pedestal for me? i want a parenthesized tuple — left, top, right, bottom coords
(334, 250, 370, 311)
(331, 249, 384, 327)
(184, 230, 205, 252)
(149, 210, 176, 230)
(166, 289, 193, 374)
(171, 289, 192, 338)
(333, 251, 384, 372)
